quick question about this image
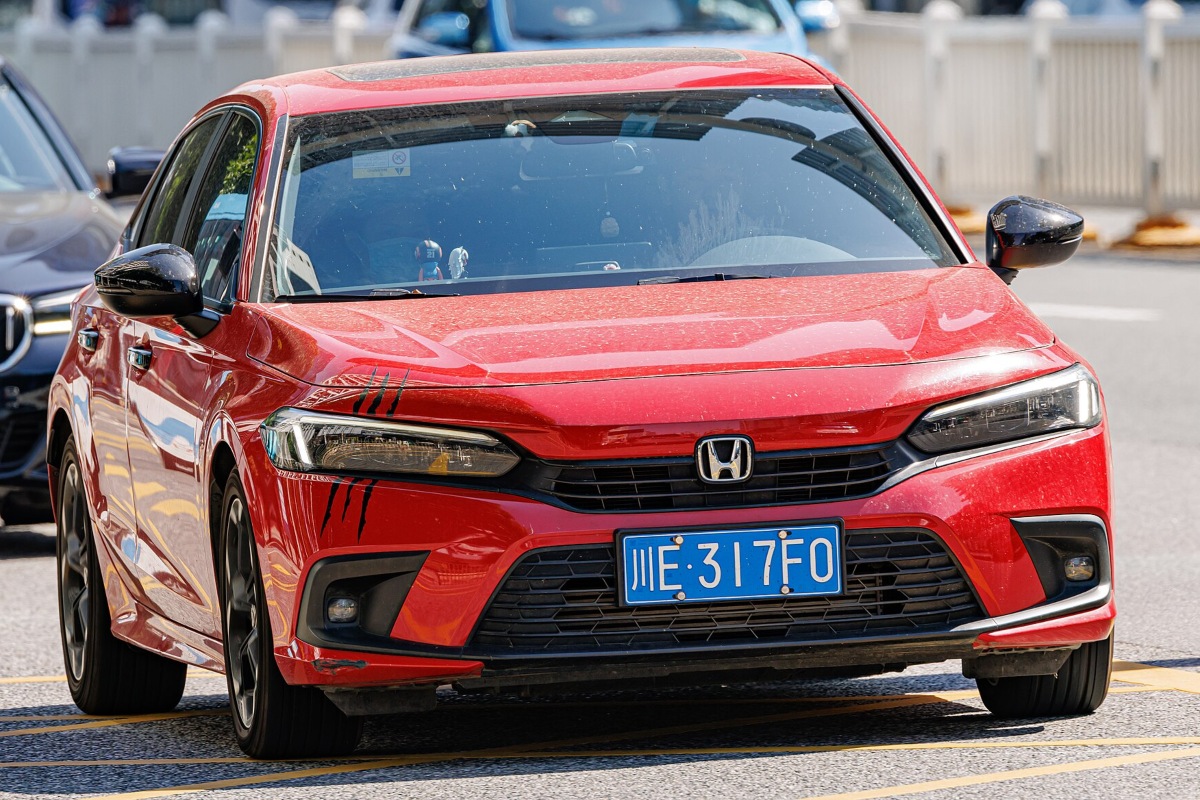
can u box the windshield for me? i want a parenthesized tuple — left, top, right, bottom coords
(504, 0, 782, 40)
(0, 82, 73, 192)
(265, 89, 959, 301)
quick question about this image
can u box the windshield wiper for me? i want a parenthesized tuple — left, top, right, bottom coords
(637, 273, 773, 285)
(273, 289, 460, 302)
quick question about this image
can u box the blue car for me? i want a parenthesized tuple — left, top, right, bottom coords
(391, 0, 818, 59)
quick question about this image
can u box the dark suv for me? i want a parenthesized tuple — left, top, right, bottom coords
(0, 59, 124, 523)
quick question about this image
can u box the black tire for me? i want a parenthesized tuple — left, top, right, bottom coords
(219, 472, 362, 759)
(976, 634, 1113, 719)
(56, 437, 187, 715)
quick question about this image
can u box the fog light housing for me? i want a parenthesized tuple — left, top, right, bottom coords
(326, 597, 359, 623)
(1063, 556, 1095, 582)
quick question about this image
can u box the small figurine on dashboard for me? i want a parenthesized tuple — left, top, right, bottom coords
(415, 239, 443, 281)
(448, 247, 469, 280)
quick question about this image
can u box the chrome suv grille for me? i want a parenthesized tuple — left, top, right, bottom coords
(471, 530, 983, 654)
(526, 444, 907, 512)
(0, 296, 31, 373)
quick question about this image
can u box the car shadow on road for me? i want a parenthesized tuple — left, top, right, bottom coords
(0, 525, 54, 559)
(0, 676, 1054, 797)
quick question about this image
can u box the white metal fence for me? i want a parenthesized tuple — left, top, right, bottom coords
(2, 3, 1199, 216)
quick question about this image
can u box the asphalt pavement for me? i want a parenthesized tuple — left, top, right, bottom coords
(2, 251, 1200, 799)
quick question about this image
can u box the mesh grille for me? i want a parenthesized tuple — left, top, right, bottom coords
(530, 446, 903, 512)
(472, 530, 983, 654)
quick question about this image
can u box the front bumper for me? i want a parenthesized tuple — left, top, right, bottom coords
(253, 424, 1113, 691)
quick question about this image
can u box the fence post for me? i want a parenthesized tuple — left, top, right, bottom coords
(134, 14, 167, 148)
(1118, 0, 1199, 247)
(196, 10, 229, 100)
(332, 5, 367, 66)
(1028, 0, 1066, 200)
(264, 6, 299, 78)
(69, 16, 102, 167)
(923, 0, 972, 229)
(828, 0, 863, 78)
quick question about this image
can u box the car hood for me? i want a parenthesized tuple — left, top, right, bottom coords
(0, 191, 123, 297)
(250, 266, 1055, 389)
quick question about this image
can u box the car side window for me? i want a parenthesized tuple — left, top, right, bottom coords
(137, 117, 221, 249)
(178, 114, 260, 306)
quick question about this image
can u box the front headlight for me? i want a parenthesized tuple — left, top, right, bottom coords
(31, 288, 82, 337)
(906, 364, 1101, 455)
(260, 408, 521, 478)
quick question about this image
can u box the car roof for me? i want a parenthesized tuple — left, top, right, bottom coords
(229, 48, 834, 118)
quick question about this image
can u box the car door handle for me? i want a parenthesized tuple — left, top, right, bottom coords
(127, 345, 152, 371)
(77, 328, 99, 353)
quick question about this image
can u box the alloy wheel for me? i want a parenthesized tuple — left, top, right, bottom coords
(223, 495, 261, 729)
(58, 459, 90, 683)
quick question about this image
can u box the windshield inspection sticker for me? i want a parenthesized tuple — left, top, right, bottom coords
(352, 149, 411, 178)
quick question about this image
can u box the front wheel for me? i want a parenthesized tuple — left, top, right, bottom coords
(976, 633, 1113, 719)
(219, 472, 362, 758)
(56, 436, 186, 715)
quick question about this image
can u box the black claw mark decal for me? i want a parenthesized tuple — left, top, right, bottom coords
(366, 373, 390, 415)
(353, 368, 378, 414)
(386, 370, 409, 418)
(320, 481, 341, 536)
(341, 478, 364, 521)
(357, 480, 378, 541)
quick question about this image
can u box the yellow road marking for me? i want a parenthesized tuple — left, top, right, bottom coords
(83, 694, 961, 799)
(0, 709, 226, 739)
(796, 747, 1200, 800)
(1113, 661, 1200, 694)
(0, 714, 120, 722)
(0, 670, 220, 685)
(515, 736, 1200, 758)
(7, 736, 1200, 770)
(443, 683, 1158, 713)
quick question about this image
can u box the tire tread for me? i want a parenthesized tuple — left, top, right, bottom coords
(976, 634, 1113, 719)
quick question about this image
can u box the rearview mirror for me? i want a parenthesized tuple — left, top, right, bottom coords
(107, 146, 166, 199)
(94, 244, 218, 336)
(985, 196, 1083, 283)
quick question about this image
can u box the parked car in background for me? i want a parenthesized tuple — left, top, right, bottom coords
(51, 48, 1112, 760)
(0, 59, 125, 525)
(391, 0, 813, 59)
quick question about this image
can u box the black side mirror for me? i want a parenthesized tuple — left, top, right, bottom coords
(94, 244, 219, 337)
(106, 147, 166, 199)
(985, 196, 1084, 284)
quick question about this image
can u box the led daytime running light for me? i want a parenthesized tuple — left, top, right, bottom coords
(906, 364, 1101, 455)
(260, 408, 520, 478)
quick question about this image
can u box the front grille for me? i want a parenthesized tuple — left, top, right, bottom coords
(527, 444, 906, 512)
(0, 297, 31, 373)
(472, 530, 983, 654)
(0, 411, 44, 471)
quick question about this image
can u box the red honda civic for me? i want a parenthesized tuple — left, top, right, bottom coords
(49, 48, 1113, 759)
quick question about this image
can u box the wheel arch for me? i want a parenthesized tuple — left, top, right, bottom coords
(47, 407, 74, 520)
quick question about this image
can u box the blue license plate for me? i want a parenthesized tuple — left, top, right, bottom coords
(619, 523, 843, 606)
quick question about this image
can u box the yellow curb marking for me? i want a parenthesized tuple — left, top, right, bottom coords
(0, 714, 120, 722)
(1112, 661, 1200, 694)
(796, 747, 1200, 800)
(4, 737, 1200, 770)
(0, 709, 226, 739)
(82, 694, 960, 800)
(0, 675, 69, 685)
(515, 736, 1200, 759)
